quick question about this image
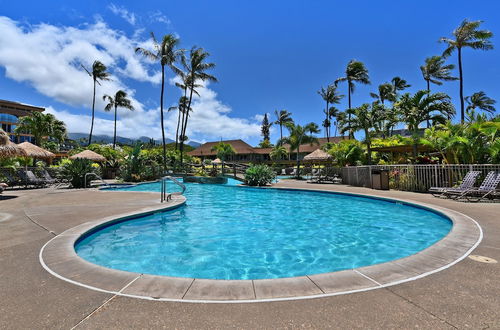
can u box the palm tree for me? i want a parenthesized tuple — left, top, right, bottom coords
(103, 90, 134, 149)
(135, 33, 183, 171)
(318, 84, 344, 142)
(174, 73, 200, 150)
(335, 60, 370, 138)
(261, 113, 272, 142)
(370, 83, 396, 105)
(179, 46, 217, 165)
(274, 109, 293, 142)
(15, 112, 67, 146)
(420, 56, 457, 94)
(306, 122, 320, 139)
(440, 19, 494, 122)
(335, 112, 346, 137)
(270, 145, 288, 161)
(391, 77, 411, 94)
(341, 104, 383, 165)
(465, 91, 496, 115)
(81, 60, 110, 146)
(211, 142, 235, 175)
(396, 90, 455, 158)
(279, 122, 319, 178)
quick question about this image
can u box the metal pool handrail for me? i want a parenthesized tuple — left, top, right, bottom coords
(160, 176, 186, 202)
(84, 173, 110, 189)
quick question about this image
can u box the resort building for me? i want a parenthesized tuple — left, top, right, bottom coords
(188, 137, 347, 163)
(0, 99, 44, 143)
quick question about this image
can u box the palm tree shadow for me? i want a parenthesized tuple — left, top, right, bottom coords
(0, 195, 18, 201)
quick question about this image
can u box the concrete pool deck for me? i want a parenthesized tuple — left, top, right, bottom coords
(1, 182, 499, 328)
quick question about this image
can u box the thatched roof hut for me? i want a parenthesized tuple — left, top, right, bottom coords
(70, 150, 106, 162)
(0, 129, 27, 158)
(17, 142, 55, 159)
(303, 149, 332, 161)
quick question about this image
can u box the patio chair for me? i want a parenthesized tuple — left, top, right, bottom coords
(18, 170, 46, 188)
(1, 171, 20, 188)
(429, 171, 481, 197)
(0, 183, 7, 194)
(447, 171, 500, 202)
(40, 169, 57, 185)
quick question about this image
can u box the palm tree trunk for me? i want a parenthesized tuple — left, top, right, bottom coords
(180, 82, 195, 167)
(296, 149, 300, 179)
(160, 65, 167, 172)
(426, 80, 431, 127)
(113, 104, 117, 149)
(279, 123, 283, 142)
(88, 79, 96, 146)
(176, 87, 188, 151)
(365, 129, 371, 165)
(325, 101, 329, 142)
(458, 47, 465, 123)
(347, 81, 353, 138)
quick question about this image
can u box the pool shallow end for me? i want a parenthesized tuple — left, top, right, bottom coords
(40, 189, 482, 303)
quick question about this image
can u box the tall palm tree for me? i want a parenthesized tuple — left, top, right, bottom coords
(391, 77, 411, 95)
(324, 106, 340, 139)
(174, 71, 201, 151)
(81, 60, 110, 146)
(274, 109, 293, 142)
(318, 84, 344, 142)
(211, 142, 235, 175)
(306, 122, 320, 139)
(335, 60, 370, 138)
(279, 122, 319, 178)
(440, 19, 494, 122)
(396, 90, 455, 158)
(420, 56, 458, 93)
(341, 103, 383, 165)
(135, 33, 183, 171)
(15, 112, 67, 146)
(465, 91, 496, 115)
(179, 46, 217, 165)
(103, 90, 134, 149)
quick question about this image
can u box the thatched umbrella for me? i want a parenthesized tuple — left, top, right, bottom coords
(304, 149, 332, 162)
(17, 142, 55, 159)
(0, 129, 27, 158)
(70, 150, 106, 162)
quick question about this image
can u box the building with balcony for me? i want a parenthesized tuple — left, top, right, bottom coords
(0, 99, 45, 143)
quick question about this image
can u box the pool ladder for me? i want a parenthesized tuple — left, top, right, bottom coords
(84, 173, 110, 189)
(160, 176, 186, 202)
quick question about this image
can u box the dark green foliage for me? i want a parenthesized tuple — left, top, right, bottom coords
(244, 164, 276, 186)
(61, 159, 96, 188)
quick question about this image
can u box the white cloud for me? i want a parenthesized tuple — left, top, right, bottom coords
(0, 16, 262, 141)
(108, 4, 136, 25)
(149, 11, 171, 25)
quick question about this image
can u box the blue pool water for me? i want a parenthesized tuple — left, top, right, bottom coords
(76, 181, 452, 280)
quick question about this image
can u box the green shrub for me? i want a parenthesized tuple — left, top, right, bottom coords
(61, 159, 96, 188)
(244, 165, 276, 186)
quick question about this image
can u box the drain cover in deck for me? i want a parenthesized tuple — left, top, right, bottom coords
(468, 255, 497, 264)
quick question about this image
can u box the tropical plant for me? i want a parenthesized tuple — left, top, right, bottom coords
(274, 109, 293, 142)
(61, 158, 96, 188)
(440, 19, 494, 122)
(261, 113, 272, 142)
(258, 139, 273, 148)
(179, 47, 217, 165)
(420, 56, 458, 93)
(210, 142, 235, 175)
(119, 144, 146, 182)
(465, 91, 496, 115)
(341, 103, 384, 164)
(396, 90, 455, 158)
(327, 140, 365, 167)
(391, 77, 411, 94)
(244, 164, 276, 186)
(279, 122, 319, 178)
(81, 60, 111, 146)
(370, 83, 396, 105)
(269, 145, 288, 161)
(135, 33, 183, 171)
(103, 90, 134, 149)
(15, 112, 67, 146)
(318, 84, 343, 141)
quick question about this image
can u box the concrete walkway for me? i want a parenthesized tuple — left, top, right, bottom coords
(0, 183, 499, 329)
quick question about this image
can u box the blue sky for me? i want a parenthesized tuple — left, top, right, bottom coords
(1, 0, 499, 145)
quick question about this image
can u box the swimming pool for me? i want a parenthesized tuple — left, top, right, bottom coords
(75, 181, 452, 280)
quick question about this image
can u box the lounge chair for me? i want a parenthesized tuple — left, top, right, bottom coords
(447, 171, 500, 202)
(0, 183, 7, 194)
(18, 170, 46, 188)
(1, 170, 20, 188)
(429, 171, 481, 197)
(40, 169, 57, 185)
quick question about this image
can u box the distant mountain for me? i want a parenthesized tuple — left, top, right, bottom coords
(67, 132, 201, 147)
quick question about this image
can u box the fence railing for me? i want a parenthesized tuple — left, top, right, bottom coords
(340, 164, 500, 192)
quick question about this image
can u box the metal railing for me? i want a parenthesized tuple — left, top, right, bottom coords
(339, 164, 500, 192)
(84, 173, 110, 189)
(160, 176, 186, 202)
